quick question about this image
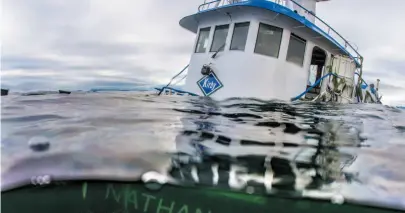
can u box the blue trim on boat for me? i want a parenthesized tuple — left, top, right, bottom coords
(89, 88, 149, 92)
(155, 87, 199, 96)
(291, 72, 338, 101)
(194, 0, 361, 67)
(354, 72, 368, 89)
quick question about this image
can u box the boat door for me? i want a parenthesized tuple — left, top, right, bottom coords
(306, 46, 327, 98)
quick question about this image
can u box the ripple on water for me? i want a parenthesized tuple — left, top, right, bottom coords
(1, 92, 404, 211)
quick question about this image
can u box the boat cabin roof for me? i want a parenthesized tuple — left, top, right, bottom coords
(179, 0, 362, 67)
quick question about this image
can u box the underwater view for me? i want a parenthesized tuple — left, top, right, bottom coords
(1, 92, 405, 212)
(3, 0, 405, 212)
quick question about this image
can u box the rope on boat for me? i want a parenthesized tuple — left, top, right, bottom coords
(172, 74, 188, 87)
(158, 64, 189, 96)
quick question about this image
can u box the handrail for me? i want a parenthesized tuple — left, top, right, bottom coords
(158, 64, 189, 96)
(289, 0, 362, 62)
(197, 0, 362, 66)
(155, 86, 198, 96)
(198, 0, 222, 11)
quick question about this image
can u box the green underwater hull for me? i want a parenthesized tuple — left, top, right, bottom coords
(1, 181, 402, 213)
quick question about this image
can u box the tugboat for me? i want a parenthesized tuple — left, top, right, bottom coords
(157, 0, 381, 104)
(3, 2, 399, 213)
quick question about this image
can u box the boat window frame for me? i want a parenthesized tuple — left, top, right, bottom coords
(230, 22, 251, 51)
(254, 22, 283, 58)
(194, 27, 212, 53)
(210, 24, 230, 53)
(286, 33, 307, 67)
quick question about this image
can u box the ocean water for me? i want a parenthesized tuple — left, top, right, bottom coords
(1, 91, 405, 211)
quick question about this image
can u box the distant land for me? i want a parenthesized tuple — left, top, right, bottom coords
(1, 77, 186, 94)
(1, 81, 185, 95)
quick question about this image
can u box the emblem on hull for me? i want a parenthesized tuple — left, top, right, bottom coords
(197, 72, 223, 96)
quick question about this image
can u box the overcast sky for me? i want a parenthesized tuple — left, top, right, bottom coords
(2, 0, 405, 105)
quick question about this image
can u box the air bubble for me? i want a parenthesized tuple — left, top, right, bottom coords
(246, 186, 255, 194)
(31, 175, 52, 185)
(42, 175, 51, 185)
(141, 171, 168, 191)
(331, 194, 345, 205)
(28, 136, 50, 152)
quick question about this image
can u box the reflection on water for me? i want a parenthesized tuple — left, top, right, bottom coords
(1, 92, 405, 211)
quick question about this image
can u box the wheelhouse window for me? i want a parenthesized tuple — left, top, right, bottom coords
(195, 27, 211, 53)
(254, 23, 283, 58)
(286, 33, 307, 66)
(230, 22, 250, 51)
(210, 24, 229, 52)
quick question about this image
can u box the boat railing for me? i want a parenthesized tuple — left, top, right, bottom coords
(155, 87, 198, 96)
(198, 0, 362, 66)
(157, 64, 189, 96)
(288, 0, 362, 65)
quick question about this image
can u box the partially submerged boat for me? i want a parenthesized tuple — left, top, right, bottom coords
(157, 0, 381, 104)
(3, 1, 400, 213)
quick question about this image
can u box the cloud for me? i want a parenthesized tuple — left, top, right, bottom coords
(380, 83, 405, 92)
(1, 0, 404, 105)
(1, 0, 196, 91)
(2, 56, 63, 71)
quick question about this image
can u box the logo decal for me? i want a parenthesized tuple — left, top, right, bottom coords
(197, 72, 223, 96)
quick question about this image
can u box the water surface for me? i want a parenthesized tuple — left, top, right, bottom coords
(1, 91, 405, 211)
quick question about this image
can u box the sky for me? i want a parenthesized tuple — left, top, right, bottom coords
(1, 0, 405, 105)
